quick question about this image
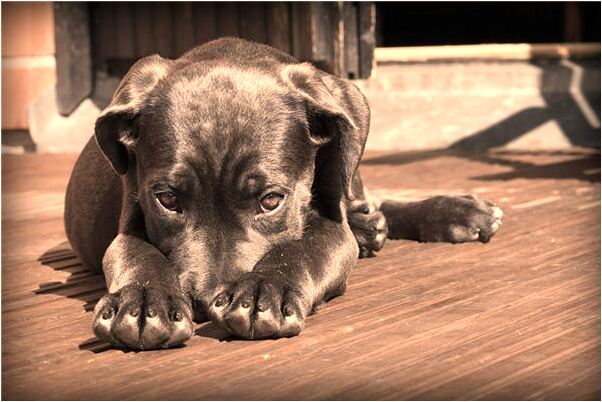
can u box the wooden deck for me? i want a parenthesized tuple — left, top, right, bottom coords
(2, 149, 600, 400)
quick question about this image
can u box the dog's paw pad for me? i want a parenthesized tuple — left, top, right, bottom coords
(440, 196, 503, 244)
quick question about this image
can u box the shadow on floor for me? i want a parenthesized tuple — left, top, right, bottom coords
(36, 242, 228, 352)
(195, 322, 233, 341)
(36, 241, 112, 352)
(465, 152, 601, 182)
(36, 241, 105, 313)
(363, 148, 601, 182)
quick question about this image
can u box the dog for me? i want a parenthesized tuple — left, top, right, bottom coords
(64, 37, 503, 350)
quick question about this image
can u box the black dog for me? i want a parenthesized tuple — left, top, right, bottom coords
(64, 38, 502, 350)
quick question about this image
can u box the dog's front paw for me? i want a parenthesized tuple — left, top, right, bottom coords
(420, 195, 503, 243)
(208, 273, 307, 339)
(348, 202, 388, 258)
(92, 284, 193, 350)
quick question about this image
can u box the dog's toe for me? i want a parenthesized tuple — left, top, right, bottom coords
(209, 274, 305, 339)
(92, 284, 193, 350)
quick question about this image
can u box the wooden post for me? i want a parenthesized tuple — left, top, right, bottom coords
(266, 2, 290, 54)
(358, 2, 376, 79)
(290, 2, 313, 63)
(53, 2, 92, 116)
(293, 2, 375, 79)
(344, 2, 360, 79)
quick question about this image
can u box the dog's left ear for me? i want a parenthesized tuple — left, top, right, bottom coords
(95, 55, 174, 175)
(281, 63, 368, 202)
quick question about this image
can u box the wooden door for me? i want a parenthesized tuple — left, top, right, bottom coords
(55, 2, 375, 115)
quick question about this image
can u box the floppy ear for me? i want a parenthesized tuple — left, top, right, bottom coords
(95, 55, 174, 175)
(281, 63, 368, 203)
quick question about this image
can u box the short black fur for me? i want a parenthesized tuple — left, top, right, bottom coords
(65, 38, 503, 350)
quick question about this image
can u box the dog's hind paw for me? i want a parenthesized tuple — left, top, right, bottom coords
(92, 284, 193, 350)
(414, 195, 503, 244)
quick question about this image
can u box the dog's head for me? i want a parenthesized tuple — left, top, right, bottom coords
(94, 52, 366, 290)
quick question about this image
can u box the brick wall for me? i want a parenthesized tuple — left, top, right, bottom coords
(2, 2, 56, 129)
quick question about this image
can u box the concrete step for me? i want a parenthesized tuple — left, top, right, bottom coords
(357, 59, 600, 151)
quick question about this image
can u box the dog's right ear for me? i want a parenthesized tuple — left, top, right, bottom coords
(94, 55, 174, 175)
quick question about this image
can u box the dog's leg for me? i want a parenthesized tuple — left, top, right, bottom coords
(92, 234, 193, 350)
(208, 214, 357, 339)
(379, 195, 503, 243)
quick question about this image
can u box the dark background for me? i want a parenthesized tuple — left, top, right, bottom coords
(376, 2, 601, 46)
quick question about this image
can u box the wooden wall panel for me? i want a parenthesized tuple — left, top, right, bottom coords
(132, 3, 153, 57)
(173, 3, 195, 57)
(239, 2, 267, 44)
(358, 2, 376, 79)
(152, 3, 173, 57)
(266, 3, 290, 54)
(290, 2, 313, 63)
(312, 2, 338, 75)
(192, 2, 217, 46)
(216, 2, 239, 38)
(344, 3, 360, 79)
(87, 2, 375, 79)
(113, 3, 135, 60)
(54, 2, 92, 115)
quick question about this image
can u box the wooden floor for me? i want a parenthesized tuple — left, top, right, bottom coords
(2, 149, 600, 400)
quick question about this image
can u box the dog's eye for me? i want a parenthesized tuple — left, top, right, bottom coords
(259, 193, 284, 213)
(156, 191, 180, 212)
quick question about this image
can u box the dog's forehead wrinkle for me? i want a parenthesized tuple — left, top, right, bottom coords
(164, 66, 290, 134)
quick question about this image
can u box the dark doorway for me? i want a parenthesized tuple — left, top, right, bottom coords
(376, 2, 601, 47)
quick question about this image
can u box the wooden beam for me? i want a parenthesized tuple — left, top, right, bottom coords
(54, 2, 92, 116)
(239, 2, 267, 44)
(343, 2, 360, 79)
(192, 2, 217, 46)
(266, 2, 290, 54)
(358, 2, 375, 79)
(375, 43, 602, 63)
(290, 2, 312, 62)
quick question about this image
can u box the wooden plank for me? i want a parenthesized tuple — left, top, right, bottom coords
(89, 3, 114, 72)
(113, 2, 135, 60)
(358, 2, 375, 78)
(266, 2, 290, 54)
(192, 2, 217, 46)
(133, 2, 155, 57)
(216, 2, 239, 38)
(238, 2, 267, 44)
(343, 2, 360, 79)
(53, 2, 92, 115)
(310, 2, 338, 75)
(290, 2, 312, 62)
(173, 2, 195, 56)
(1, 149, 600, 400)
(152, 2, 173, 58)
